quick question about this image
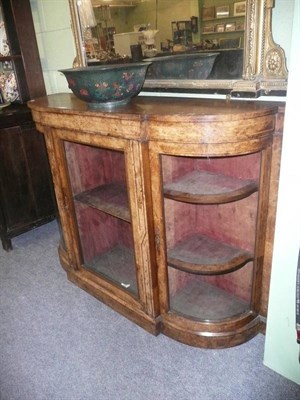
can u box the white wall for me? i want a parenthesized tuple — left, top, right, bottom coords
(30, 0, 76, 94)
(264, 0, 300, 384)
(272, 0, 294, 69)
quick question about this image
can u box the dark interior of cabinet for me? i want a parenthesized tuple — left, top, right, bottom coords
(162, 153, 260, 321)
(64, 141, 138, 296)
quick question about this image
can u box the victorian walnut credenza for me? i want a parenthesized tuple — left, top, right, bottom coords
(28, 94, 284, 348)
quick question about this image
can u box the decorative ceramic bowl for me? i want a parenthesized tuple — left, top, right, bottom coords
(145, 52, 219, 80)
(59, 62, 151, 109)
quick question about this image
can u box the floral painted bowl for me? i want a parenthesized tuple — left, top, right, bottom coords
(59, 62, 151, 109)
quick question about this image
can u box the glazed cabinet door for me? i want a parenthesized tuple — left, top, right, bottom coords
(150, 141, 273, 348)
(47, 130, 159, 334)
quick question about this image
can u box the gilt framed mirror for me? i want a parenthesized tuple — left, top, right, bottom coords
(68, 0, 288, 97)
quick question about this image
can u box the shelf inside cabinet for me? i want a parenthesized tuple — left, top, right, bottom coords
(164, 170, 258, 204)
(202, 15, 245, 23)
(202, 30, 244, 35)
(0, 55, 22, 61)
(74, 183, 130, 222)
(168, 234, 253, 275)
(170, 279, 249, 321)
(84, 244, 137, 295)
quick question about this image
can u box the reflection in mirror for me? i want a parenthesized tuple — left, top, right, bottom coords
(85, 1, 204, 61)
(69, 0, 288, 97)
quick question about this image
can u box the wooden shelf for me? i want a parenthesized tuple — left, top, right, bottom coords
(0, 55, 22, 62)
(164, 170, 258, 204)
(202, 30, 244, 35)
(84, 244, 137, 295)
(203, 16, 245, 23)
(170, 279, 249, 321)
(74, 183, 130, 222)
(168, 234, 253, 275)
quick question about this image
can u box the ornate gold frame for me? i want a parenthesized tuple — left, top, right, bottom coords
(68, 0, 288, 96)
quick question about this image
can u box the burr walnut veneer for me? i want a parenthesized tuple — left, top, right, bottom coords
(28, 93, 284, 348)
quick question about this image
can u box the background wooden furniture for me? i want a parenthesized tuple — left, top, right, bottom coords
(171, 20, 193, 47)
(29, 94, 283, 348)
(0, 0, 55, 250)
(201, 1, 245, 48)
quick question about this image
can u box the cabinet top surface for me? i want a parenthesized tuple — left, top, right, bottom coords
(28, 93, 281, 123)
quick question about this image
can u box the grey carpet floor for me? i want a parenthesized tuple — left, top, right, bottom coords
(0, 221, 299, 400)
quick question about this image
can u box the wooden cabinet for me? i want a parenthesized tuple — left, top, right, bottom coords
(171, 21, 193, 47)
(28, 93, 283, 348)
(0, 0, 56, 250)
(0, 105, 55, 250)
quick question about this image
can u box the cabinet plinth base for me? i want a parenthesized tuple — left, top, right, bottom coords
(1, 215, 56, 251)
(160, 313, 262, 349)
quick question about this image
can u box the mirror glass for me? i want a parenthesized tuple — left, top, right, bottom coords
(70, 0, 288, 96)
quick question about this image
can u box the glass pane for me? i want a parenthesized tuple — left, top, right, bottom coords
(0, 61, 20, 103)
(64, 141, 138, 297)
(0, 5, 20, 103)
(0, 6, 10, 56)
(162, 154, 257, 321)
